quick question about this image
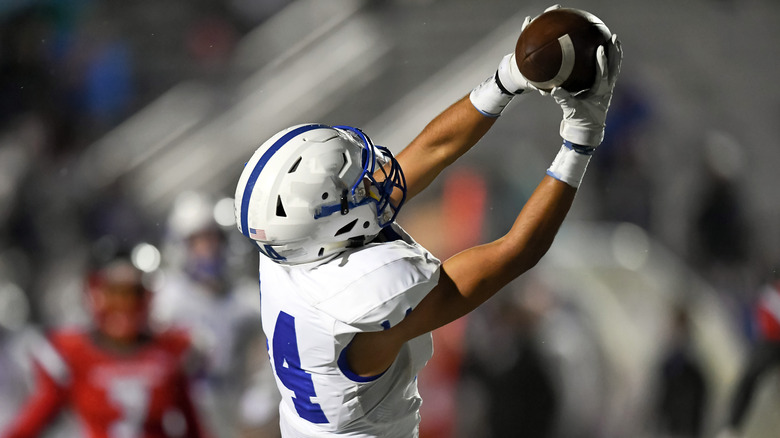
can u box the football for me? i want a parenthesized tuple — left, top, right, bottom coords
(515, 8, 611, 93)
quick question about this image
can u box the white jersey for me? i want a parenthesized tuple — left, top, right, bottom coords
(149, 270, 276, 435)
(258, 225, 441, 437)
(151, 271, 261, 378)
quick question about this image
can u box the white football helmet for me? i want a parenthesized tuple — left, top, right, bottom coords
(234, 124, 406, 264)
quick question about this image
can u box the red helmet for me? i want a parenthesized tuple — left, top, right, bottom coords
(86, 258, 151, 342)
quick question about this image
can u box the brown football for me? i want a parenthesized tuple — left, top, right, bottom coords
(515, 8, 611, 93)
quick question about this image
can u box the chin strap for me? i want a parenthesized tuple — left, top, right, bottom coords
(340, 189, 350, 215)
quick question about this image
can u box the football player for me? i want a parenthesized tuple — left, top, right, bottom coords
(719, 278, 780, 438)
(233, 9, 622, 438)
(1, 248, 211, 438)
(151, 191, 279, 436)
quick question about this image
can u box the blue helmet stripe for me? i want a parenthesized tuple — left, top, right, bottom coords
(240, 124, 328, 238)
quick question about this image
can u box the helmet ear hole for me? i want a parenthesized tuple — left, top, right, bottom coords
(288, 157, 302, 173)
(276, 196, 287, 217)
(334, 219, 358, 236)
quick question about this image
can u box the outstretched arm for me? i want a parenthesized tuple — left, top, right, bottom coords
(349, 33, 623, 377)
(1, 363, 66, 438)
(394, 45, 536, 203)
(394, 96, 498, 202)
(350, 175, 574, 375)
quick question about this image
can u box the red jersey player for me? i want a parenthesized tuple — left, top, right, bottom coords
(1, 249, 211, 438)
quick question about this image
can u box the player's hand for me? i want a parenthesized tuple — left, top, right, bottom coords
(495, 52, 537, 95)
(497, 5, 561, 95)
(552, 33, 623, 147)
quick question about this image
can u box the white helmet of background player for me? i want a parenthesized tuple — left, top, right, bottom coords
(165, 191, 227, 287)
(234, 124, 406, 264)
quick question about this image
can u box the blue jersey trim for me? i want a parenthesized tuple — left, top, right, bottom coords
(240, 124, 328, 238)
(337, 341, 387, 383)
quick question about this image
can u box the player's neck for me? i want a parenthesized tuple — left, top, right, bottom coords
(90, 329, 152, 355)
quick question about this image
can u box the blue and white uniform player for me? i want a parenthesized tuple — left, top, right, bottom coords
(234, 8, 623, 437)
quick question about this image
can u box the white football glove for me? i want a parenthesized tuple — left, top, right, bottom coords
(495, 52, 535, 95)
(469, 5, 562, 115)
(470, 51, 536, 116)
(552, 33, 623, 147)
(494, 9, 551, 95)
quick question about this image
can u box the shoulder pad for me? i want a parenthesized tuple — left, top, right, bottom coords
(30, 329, 80, 386)
(304, 240, 440, 331)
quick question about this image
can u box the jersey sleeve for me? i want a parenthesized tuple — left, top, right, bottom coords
(1, 347, 68, 438)
(313, 239, 441, 332)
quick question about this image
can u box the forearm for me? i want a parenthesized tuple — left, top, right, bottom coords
(395, 95, 496, 201)
(413, 176, 574, 331)
(393, 44, 540, 203)
(349, 176, 575, 377)
(492, 175, 576, 279)
(349, 26, 622, 378)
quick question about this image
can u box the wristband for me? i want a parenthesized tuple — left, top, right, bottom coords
(469, 73, 514, 117)
(546, 141, 595, 188)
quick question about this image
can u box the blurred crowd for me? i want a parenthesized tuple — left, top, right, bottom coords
(1, 0, 779, 437)
(0, 0, 288, 436)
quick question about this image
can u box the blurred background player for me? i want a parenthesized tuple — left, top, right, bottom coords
(456, 272, 606, 438)
(652, 304, 709, 438)
(1, 243, 210, 438)
(719, 274, 780, 438)
(0, 283, 39, 431)
(150, 191, 280, 437)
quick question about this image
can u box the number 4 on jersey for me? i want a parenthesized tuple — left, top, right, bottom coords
(272, 311, 329, 424)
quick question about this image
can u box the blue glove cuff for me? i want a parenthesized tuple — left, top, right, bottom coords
(563, 140, 597, 156)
